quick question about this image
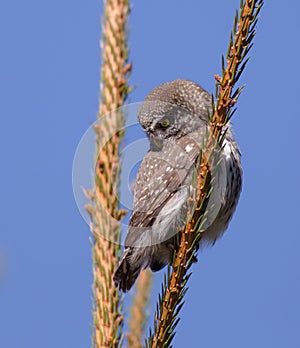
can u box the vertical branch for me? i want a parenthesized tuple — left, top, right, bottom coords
(127, 270, 153, 348)
(86, 1, 132, 347)
(147, 1, 263, 347)
(212, 0, 264, 135)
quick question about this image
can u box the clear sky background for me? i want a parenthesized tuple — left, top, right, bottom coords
(1, 1, 300, 347)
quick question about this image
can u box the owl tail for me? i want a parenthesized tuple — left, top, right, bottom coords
(113, 248, 143, 292)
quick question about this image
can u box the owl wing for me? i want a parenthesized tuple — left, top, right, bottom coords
(125, 135, 201, 247)
(129, 155, 182, 226)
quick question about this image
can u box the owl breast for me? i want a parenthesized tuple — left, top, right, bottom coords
(199, 137, 242, 245)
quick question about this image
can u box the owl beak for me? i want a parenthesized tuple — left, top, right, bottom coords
(149, 134, 163, 150)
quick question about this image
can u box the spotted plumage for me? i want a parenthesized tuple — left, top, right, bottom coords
(113, 79, 242, 292)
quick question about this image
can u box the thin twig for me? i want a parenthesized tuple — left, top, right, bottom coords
(127, 270, 153, 348)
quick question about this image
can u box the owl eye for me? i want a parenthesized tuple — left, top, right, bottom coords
(159, 118, 170, 128)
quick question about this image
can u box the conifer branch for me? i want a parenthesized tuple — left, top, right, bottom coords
(86, 1, 132, 347)
(212, 0, 264, 134)
(147, 1, 263, 347)
(127, 270, 153, 348)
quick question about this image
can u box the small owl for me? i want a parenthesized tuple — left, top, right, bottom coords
(113, 79, 242, 292)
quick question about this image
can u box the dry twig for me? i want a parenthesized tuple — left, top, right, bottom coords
(127, 270, 153, 348)
(86, 1, 132, 347)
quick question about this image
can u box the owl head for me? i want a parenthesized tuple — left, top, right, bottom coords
(138, 79, 212, 148)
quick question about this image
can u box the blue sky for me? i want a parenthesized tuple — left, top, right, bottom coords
(1, 1, 300, 347)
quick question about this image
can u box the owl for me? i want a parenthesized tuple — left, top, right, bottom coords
(113, 79, 242, 292)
